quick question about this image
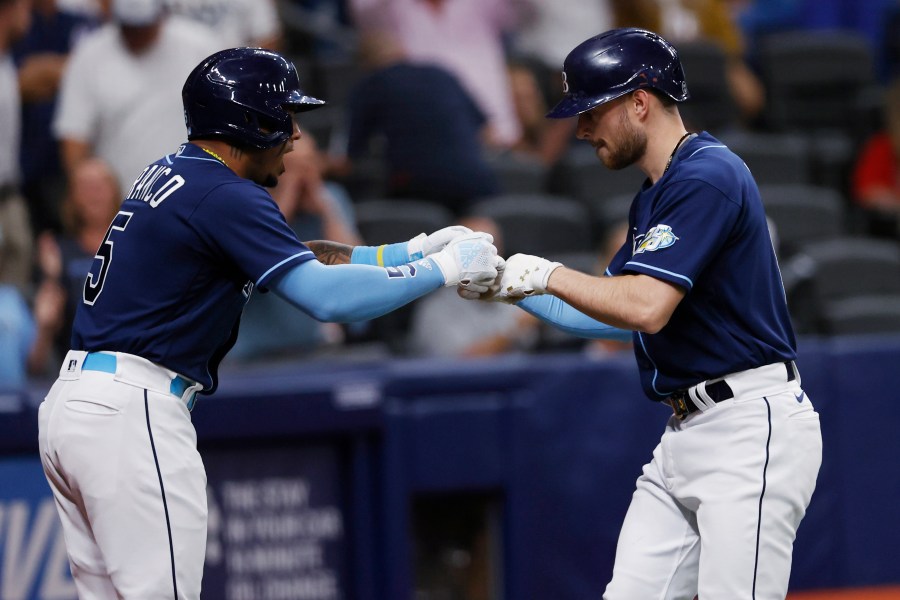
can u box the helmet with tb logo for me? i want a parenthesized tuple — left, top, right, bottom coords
(182, 47, 326, 149)
(546, 28, 690, 119)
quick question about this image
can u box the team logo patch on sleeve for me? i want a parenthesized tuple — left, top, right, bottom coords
(634, 224, 679, 255)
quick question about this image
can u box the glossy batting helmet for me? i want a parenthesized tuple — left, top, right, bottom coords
(182, 47, 325, 149)
(546, 28, 689, 119)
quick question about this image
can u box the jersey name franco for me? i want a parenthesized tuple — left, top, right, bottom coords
(606, 132, 797, 399)
(72, 143, 316, 393)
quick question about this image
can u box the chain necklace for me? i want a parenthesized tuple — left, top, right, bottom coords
(663, 132, 692, 175)
(200, 146, 228, 167)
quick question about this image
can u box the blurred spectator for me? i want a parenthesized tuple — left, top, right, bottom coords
(31, 157, 120, 370)
(26, 242, 66, 378)
(56, 0, 108, 18)
(409, 216, 539, 358)
(506, 60, 574, 167)
(227, 132, 363, 364)
(613, 0, 766, 125)
(0, 281, 35, 387)
(165, 0, 283, 50)
(508, 0, 609, 164)
(52, 0, 220, 190)
(512, 0, 615, 75)
(1, 0, 35, 296)
(13, 0, 97, 236)
(349, 0, 521, 148)
(279, 0, 355, 59)
(851, 77, 900, 238)
(344, 31, 500, 214)
(729, 0, 802, 67)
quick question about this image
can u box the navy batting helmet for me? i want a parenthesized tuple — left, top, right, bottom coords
(182, 47, 325, 149)
(546, 28, 689, 119)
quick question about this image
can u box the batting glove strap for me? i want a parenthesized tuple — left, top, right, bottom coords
(499, 254, 562, 298)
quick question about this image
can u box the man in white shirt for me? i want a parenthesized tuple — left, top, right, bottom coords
(53, 0, 221, 189)
(165, 0, 282, 49)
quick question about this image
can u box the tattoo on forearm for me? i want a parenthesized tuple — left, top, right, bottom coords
(305, 240, 353, 265)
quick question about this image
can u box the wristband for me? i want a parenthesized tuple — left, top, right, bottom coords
(351, 241, 411, 267)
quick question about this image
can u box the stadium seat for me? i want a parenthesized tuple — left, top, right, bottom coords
(545, 251, 602, 276)
(486, 151, 549, 195)
(354, 199, 455, 246)
(676, 40, 741, 134)
(757, 184, 846, 257)
(546, 144, 646, 205)
(469, 193, 592, 256)
(581, 192, 633, 249)
(780, 237, 900, 334)
(758, 30, 878, 138)
(719, 131, 813, 186)
(820, 294, 900, 335)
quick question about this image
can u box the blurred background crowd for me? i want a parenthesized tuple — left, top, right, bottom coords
(2, 0, 900, 387)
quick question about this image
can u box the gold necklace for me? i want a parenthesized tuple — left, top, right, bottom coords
(200, 146, 228, 167)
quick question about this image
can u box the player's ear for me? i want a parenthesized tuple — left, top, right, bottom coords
(630, 89, 651, 116)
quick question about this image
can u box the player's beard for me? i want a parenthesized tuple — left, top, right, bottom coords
(261, 174, 279, 188)
(248, 144, 287, 188)
(602, 107, 647, 170)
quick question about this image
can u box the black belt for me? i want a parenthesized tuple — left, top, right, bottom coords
(666, 361, 796, 419)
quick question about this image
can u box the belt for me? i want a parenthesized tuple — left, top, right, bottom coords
(666, 361, 796, 420)
(82, 352, 198, 410)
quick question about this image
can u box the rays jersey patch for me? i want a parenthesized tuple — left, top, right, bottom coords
(634, 224, 679, 255)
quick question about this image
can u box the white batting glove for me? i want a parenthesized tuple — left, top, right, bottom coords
(430, 232, 500, 288)
(407, 225, 473, 261)
(458, 256, 505, 300)
(494, 253, 562, 301)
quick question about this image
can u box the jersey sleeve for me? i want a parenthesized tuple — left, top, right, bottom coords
(192, 182, 316, 289)
(623, 180, 742, 290)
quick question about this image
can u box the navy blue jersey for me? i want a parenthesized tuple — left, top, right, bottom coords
(606, 132, 796, 399)
(72, 143, 316, 392)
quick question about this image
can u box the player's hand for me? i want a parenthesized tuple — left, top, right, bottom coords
(430, 232, 501, 288)
(407, 225, 473, 261)
(457, 256, 506, 298)
(458, 256, 505, 300)
(492, 253, 562, 301)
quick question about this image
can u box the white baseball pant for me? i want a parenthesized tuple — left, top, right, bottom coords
(604, 362, 823, 599)
(38, 351, 207, 599)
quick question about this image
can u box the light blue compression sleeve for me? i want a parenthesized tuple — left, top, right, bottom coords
(350, 242, 410, 267)
(270, 257, 443, 322)
(518, 295, 633, 341)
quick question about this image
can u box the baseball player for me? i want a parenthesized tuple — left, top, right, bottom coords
(474, 29, 822, 599)
(37, 47, 501, 599)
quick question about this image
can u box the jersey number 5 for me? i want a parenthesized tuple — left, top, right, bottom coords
(83, 211, 133, 306)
